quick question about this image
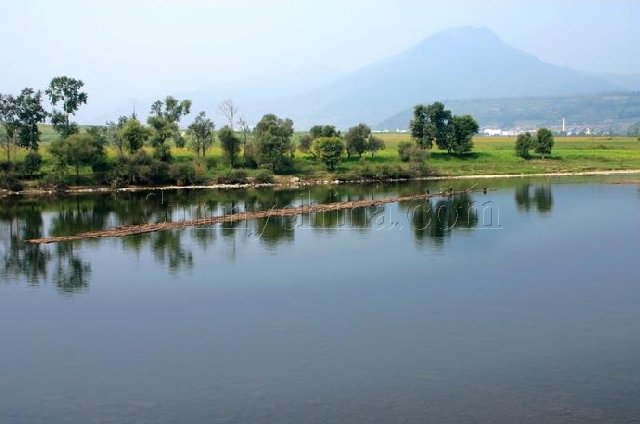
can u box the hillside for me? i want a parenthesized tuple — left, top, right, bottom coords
(376, 92, 640, 133)
(279, 27, 620, 128)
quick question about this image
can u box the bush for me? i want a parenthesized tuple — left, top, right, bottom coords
(398, 142, 428, 163)
(0, 171, 24, 192)
(169, 162, 201, 186)
(217, 169, 248, 184)
(253, 169, 274, 184)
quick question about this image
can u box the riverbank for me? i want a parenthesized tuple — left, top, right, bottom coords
(2, 168, 639, 197)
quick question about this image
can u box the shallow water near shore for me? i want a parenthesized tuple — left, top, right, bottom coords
(1, 176, 640, 423)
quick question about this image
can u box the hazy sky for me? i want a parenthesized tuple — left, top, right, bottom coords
(3, 0, 639, 119)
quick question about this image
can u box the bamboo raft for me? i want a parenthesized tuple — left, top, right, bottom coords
(26, 188, 479, 244)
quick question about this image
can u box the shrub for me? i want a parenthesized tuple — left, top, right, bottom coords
(0, 171, 24, 192)
(217, 169, 248, 184)
(169, 162, 200, 186)
(398, 142, 428, 163)
(253, 169, 275, 184)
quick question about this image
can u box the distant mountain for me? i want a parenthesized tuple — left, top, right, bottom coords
(598, 73, 640, 91)
(376, 92, 640, 134)
(278, 27, 621, 128)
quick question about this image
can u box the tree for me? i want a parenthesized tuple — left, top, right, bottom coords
(309, 125, 339, 139)
(49, 133, 105, 183)
(0, 94, 19, 162)
(345, 124, 371, 158)
(187, 111, 215, 157)
(254, 114, 294, 172)
(535, 128, 554, 158)
(45, 76, 87, 138)
(121, 117, 150, 154)
(218, 98, 238, 130)
(447, 115, 478, 155)
(367, 136, 385, 157)
(410, 102, 451, 150)
(515, 132, 533, 159)
(218, 126, 241, 166)
(298, 134, 313, 154)
(15, 88, 48, 151)
(147, 96, 191, 161)
(237, 116, 251, 162)
(22, 150, 42, 178)
(312, 137, 344, 171)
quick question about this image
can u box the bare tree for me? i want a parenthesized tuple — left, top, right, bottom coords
(218, 98, 239, 130)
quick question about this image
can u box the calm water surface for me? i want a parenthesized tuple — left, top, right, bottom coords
(1, 177, 639, 423)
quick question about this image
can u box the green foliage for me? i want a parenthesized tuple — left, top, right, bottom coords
(49, 132, 105, 183)
(147, 96, 192, 162)
(217, 169, 248, 184)
(367, 136, 385, 157)
(515, 132, 534, 159)
(0, 169, 23, 191)
(312, 136, 344, 171)
(22, 150, 42, 178)
(298, 134, 313, 153)
(120, 117, 151, 153)
(46, 76, 87, 138)
(309, 125, 339, 139)
(411, 102, 478, 154)
(15, 88, 48, 151)
(187, 111, 215, 157)
(535, 128, 554, 158)
(254, 114, 294, 172)
(447, 115, 479, 155)
(410, 102, 451, 150)
(169, 162, 201, 186)
(253, 169, 275, 184)
(345, 123, 371, 158)
(218, 125, 241, 166)
(0, 89, 47, 158)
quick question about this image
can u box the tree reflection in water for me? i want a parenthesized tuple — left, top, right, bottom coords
(515, 184, 554, 214)
(1, 184, 501, 293)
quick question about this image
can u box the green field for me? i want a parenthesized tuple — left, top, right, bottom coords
(4, 126, 640, 188)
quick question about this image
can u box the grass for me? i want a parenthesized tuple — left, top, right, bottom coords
(4, 126, 640, 188)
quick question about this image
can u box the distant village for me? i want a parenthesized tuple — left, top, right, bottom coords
(374, 118, 627, 136)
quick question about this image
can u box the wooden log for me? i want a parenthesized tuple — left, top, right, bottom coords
(26, 188, 478, 244)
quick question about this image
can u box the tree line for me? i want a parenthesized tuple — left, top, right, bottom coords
(2, 75, 560, 191)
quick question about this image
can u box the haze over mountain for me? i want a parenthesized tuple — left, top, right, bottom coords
(273, 27, 621, 128)
(85, 27, 634, 129)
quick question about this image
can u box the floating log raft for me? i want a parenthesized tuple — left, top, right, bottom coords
(26, 188, 480, 244)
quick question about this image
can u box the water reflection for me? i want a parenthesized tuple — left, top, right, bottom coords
(515, 184, 554, 214)
(399, 194, 479, 246)
(1, 182, 556, 293)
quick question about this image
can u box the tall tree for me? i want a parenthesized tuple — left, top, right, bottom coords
(15, 88, 48, 151)
(218, 125, 241, 166)
(535, 128, 554, 158)
(187, 111, 215, 158)
(218, 98, 238, 130)
(446, 114, 479, 155)
(45, 76, 87, 138)
(410, 102, 451, 150)
(0, 94, 19, 162)
(254, 114, 294, 172)
(147, 96, 191, 161)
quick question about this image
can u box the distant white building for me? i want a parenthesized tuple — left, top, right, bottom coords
(483, 129, 503, 136)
